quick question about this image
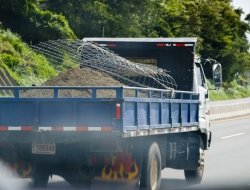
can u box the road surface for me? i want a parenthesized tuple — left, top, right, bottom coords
(160, 116, 250, 190)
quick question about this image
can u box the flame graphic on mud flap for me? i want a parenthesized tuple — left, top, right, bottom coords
(7, 162, 32, 178)
(101, 146, 139, 180)
(102, 160, 138, 180)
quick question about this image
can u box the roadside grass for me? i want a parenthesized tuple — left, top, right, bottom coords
(208, 80, 250, 101)
(0, 28, 79, 86)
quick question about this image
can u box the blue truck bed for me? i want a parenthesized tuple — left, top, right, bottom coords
(0, 86, 199, 142)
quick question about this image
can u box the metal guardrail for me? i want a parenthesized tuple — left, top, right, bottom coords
(210, 100, 250, 121)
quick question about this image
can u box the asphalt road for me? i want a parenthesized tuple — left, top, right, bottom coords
(160, 116, 250, 190)
(2, 116, 250, 190)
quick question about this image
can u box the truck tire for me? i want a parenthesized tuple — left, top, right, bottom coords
(140, 142, 161, 190)
(184, 135, 205, 184)
(33, 164, 49, 188)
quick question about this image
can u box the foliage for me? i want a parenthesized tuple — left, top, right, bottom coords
(198, 1, 250, 81)
(0, 29, 58, 85)
(217, 37, 250, 81)
(0, 0, 76, 44)
(208, 80, 250, 101)
(43, 0, 146, 37)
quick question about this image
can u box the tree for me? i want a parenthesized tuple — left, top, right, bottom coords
(217, 37, 250, 82)
(198, 0, 249, 81)
(43, 0, 163, 38)
(157, 0, 250, 81)
(0, 0, 76, 44)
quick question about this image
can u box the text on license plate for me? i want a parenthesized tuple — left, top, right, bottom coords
(32, 143, 56, 155)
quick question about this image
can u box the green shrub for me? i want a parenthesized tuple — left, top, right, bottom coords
(0, 28, 58, 85)
(0, 53, 20, 68)
(208, 80, 250, 101)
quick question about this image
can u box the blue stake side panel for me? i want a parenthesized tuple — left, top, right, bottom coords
(0, 86, 199, 132)
(0, 102, 35, 126)
(123, 99, 199, 131)
(0, 99, 116, 129)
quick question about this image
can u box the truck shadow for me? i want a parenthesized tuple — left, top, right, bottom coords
(160, 178, 191, 189)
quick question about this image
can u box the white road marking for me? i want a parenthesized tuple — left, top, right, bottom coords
(221, 133, 244, 139)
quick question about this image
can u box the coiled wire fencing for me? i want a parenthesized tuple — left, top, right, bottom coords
(13, 39, 177, 98)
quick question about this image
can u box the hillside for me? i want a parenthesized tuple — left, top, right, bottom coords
(0, 27, 60, 86)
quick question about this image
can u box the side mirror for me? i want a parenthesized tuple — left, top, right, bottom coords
(212, 63, 222, 87)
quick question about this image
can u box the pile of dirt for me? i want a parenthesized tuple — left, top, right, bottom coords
(43, 67, 123, 87)
(21, 68, 133, 98)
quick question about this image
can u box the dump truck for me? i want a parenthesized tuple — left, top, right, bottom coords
(0, 38, 222, 189)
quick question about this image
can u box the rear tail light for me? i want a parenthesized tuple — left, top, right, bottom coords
(116, 104, 121, 119)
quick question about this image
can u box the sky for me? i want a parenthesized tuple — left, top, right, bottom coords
(231, 0, 250, 41)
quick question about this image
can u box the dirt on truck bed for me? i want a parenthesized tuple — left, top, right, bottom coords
(21, 67, 134, 98)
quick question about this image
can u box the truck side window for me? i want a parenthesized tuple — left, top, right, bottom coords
(195, 63, 206, 87)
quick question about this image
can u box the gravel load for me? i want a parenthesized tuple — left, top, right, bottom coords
(21, 68, 134, 98)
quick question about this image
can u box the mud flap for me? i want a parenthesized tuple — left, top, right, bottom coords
(91, 137, 143, 190)
(0, 159, 32, 178)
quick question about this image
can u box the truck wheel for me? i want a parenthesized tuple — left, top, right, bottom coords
(140, 142, 161, 190)
(184, 135, 205, 184)
(33, 165, 49, 188)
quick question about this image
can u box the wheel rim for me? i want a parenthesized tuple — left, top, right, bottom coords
(198, 147, 205, 177)
(150, 155, 158, 190)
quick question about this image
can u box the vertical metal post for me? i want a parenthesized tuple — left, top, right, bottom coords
(149, 101, 151, 129)
(170, 103, 173, 128)
(160, 102, 163, 125)
(136, 101, 139, 131)
(148, 90, 151, 98)
(135, 89, 138, 98)
(14, 88, 19, 98)
(180, 103, 182, 128)
(116, 87, 123, 99)
(73, 101, 78, 126)
(54, 88, 58, 98)
(160, 91, 163, 99)
(92, 88, 96, 98)
(180, 93, 183, 99)
(34, 101, 39, 131)
(120, 87, 124, 99)
(189, 103, 191, 123)
(180, 93, 183, 128)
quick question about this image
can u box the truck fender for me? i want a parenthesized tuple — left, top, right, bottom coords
(199, 128, 209, 150)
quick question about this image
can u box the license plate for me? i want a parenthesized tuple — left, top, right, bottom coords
(32, 143, 56, 155)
